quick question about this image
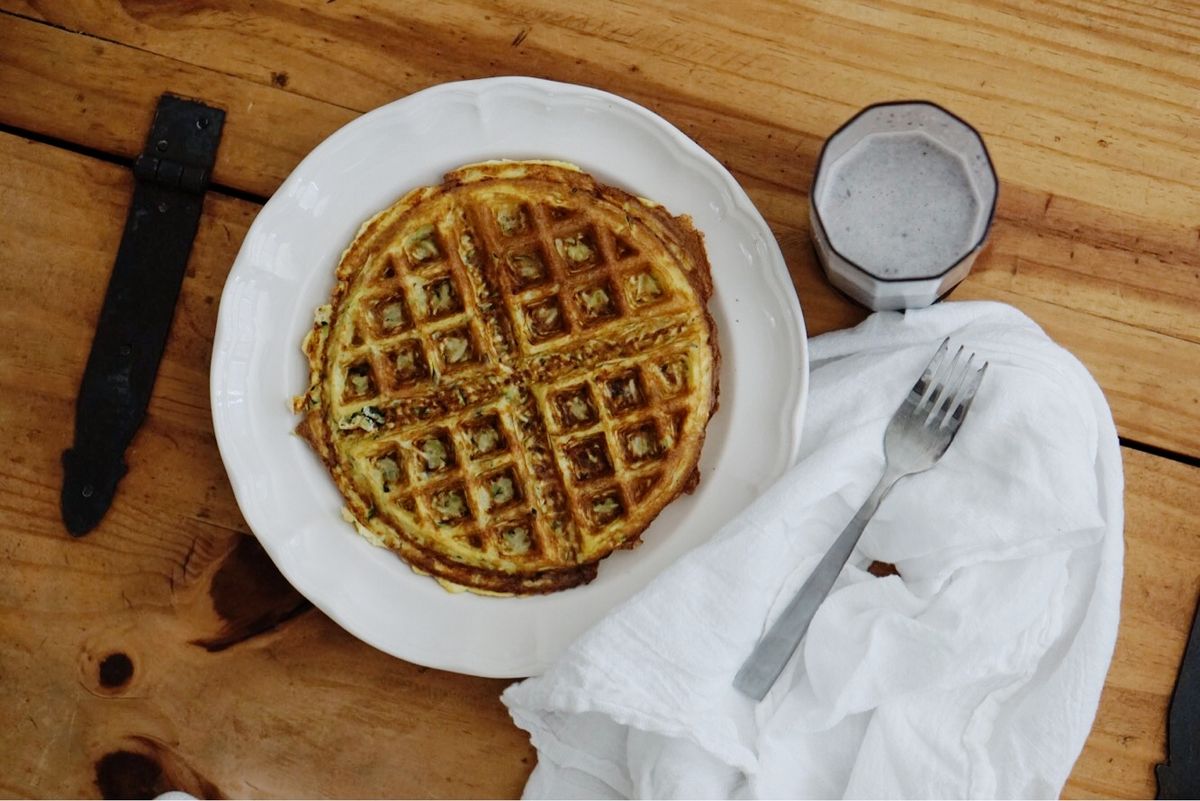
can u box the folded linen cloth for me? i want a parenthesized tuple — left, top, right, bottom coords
(502, 301, 1124, 799)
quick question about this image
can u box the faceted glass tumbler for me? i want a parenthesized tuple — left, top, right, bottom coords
(809, 101, 998, 311)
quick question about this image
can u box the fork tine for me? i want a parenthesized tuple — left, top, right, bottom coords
(920, 344, 964, 415)
(916, 340, 955, 412)
(932, 353, 974, 428)
(945, 362, 988, 431)
(908, 338, 949, 407)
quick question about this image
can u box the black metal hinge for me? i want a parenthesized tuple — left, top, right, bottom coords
(61, 94, 226, 536)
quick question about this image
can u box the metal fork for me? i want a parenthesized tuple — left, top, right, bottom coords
(733, 339, 988, 701)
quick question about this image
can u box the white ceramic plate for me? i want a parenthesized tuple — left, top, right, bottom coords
(211, 77, 807, 678)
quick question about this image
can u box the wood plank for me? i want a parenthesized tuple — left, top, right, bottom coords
(1063, 448, 1199, 800)
(1, 130, 1197, 799)
(6, 0, 1198, 224)
(949, 282, 1200, 454)
(1, 7, 1197, 456)
(0, 10, 355, 199)
(0, 132, 532, 799)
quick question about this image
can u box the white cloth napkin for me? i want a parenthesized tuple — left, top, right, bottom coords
(502, 301, 1124, 799)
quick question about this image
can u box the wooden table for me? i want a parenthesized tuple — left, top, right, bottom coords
(1, 2, 1196, 797)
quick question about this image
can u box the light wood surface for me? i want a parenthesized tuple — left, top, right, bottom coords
(1, 2, 1197, 797)
(1, 3, 1196, 453)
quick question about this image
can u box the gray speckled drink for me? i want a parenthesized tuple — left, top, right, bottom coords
(821, 131, 979, 278)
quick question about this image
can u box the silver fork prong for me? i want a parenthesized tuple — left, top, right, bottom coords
(933, 354, 975, 429)
(921, 345, 964, 417)
(917, 342, 960, 414)
(946, 362, 988, 431)
(926, 348, 970, 427)
(907, 338, 949, 407)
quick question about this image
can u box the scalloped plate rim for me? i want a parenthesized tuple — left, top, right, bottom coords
(210, 76, 808, 677)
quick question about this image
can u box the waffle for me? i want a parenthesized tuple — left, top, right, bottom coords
(293, 160, 719, 595)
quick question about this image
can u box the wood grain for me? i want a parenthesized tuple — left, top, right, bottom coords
(0, 122, 1196, 801)
(0, 9, 355, 199)
(0, 132, 533, 798)
(1063, 449, 1200, 800)
(0, 4, 1196, 455)
(2, 1, 1199, 797)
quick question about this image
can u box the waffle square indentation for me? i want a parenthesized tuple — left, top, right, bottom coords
(463, 414, 508, 460)
(552, 384, 598, 430)
(588, 490, 625, 526)
(344, 361, 377, 401)
(525, 297, 567, 342)
(575, 280, 619, 325)
(506, 247, 550, 290)
(554, 228, 600, 272)
(482, 467, 522, 512)
(415, 430, 456, 476)
(433, 327, 478, 370)
(387, 339, 429, 385)
(494, 203, 531, 237)
(603, 369, 645, 414)
(403, 224, 442, 265)
(625, 270, 665, 308)
(621, 420, 663, 465)
(430, 485, 471, 524)
(566, 435, 614, 482)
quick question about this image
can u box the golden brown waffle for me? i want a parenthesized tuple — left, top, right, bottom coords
(294, 160, 719, 595)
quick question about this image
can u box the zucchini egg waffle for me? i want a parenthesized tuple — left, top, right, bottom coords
(294, 160, 719, 595)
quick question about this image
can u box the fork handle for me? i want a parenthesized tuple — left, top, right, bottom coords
(733, 469, 901, 701)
